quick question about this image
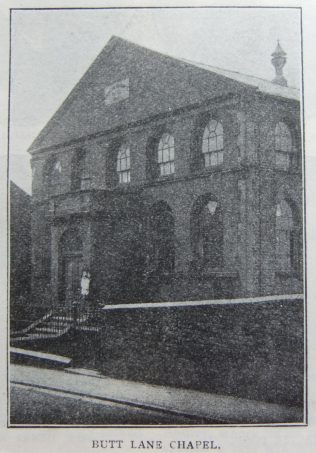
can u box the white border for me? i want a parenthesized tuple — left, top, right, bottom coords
(1, 1, 315, 452)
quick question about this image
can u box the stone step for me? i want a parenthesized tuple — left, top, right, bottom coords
(11, 332, 60, 342)
(34, 327, 62, 333)
(46, 321, 71, 327)
(51, 316, 74, 322)
(78, 326, 101, 333)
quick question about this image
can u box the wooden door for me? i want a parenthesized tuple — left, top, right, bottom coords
(63, 255, 83, 305)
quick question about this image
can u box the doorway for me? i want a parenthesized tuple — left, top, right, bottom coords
(59, 229, 83, 305)
(62, 255, 83, 304)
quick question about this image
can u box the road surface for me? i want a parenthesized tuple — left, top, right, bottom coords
(10, 382, 197, 425)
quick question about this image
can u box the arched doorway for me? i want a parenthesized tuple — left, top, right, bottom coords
(59, 229, 83, 305)
(191, 195, 223, 270)
(276, 198, 301, 273)
(149, 201, 175, 281)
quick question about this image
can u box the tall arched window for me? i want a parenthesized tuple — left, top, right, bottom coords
(71, 150, 90, 191)
(275, 122, 295, 170)
(44, 157, 62, 196)
(117, 144, 130, 184)
(276, 199, 300, 271)
(191, 195, 223, 269)
(158, 133, 175, 176)
(202, 120, 224, 167)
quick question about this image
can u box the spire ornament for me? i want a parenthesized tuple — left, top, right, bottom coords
(271, 41, 288, 87)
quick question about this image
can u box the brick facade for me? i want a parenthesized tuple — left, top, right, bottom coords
(28, 37, 303, 309)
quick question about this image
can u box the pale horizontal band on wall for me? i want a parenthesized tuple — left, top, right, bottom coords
(101, 293, 304, 311)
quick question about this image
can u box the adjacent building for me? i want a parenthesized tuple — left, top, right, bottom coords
(10, 181, 32, 323)
(28, 37, 303, 309)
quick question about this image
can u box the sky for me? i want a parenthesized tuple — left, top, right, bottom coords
(9, 7, 302, 194)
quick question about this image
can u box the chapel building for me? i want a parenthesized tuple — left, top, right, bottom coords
(28, 37, 303, 308)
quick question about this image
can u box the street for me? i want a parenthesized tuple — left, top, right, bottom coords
(10, 382, 196, 425)
(10, 363, 303, 425)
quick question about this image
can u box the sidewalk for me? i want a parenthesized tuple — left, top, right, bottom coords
(10, 364, 303, 424)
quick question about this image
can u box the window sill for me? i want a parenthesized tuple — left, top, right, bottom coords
(144, 174, 176, 187)
(158, 174, 175, 181)
(110, 182, 133, 193)
(192, 164, 224, 176)
(70, 188, 92, 194)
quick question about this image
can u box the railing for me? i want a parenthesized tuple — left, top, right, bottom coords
(10, 303, 104, 343)
(54, 303, 104, 329)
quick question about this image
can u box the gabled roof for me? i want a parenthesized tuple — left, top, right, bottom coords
(28, 36, 300, 154)
(179, 58, 299, 101)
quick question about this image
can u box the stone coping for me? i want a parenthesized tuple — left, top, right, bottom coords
(10, 347, 72, 365)
(101, 293, 304, 311)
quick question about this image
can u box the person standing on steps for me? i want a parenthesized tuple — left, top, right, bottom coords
(80, 270, 91, 312)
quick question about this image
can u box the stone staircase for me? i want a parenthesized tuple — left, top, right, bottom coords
(11, 306, 101, 344)
(11, 312, 74, 342)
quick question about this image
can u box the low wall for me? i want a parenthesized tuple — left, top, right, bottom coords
(99, 295, 304, 408)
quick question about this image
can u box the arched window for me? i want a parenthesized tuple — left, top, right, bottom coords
(275, 122, 295, 170)
(158, 133, 175, 176)
(44, 157, 62, 196)
(117, 144, 130, 184)
(276, 199, 300, 271)
(71, 150, 90, 191)
(202, 120, 224, 167)
(191, 196, 223, 269)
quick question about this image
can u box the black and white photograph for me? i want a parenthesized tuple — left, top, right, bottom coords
(7, 4, 306, 431)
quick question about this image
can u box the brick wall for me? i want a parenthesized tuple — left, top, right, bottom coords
(29, 92, 303, 306)
(98, 297, 304, 408)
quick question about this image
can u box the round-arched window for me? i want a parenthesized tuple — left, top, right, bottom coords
(275, 122, 296, 170)
(44, 157, 62, 196)
(157, 133, 175, 176)
(117, 144, 131, 184)
(202, 120, 224, 167)
(71, 150, 90, 191)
